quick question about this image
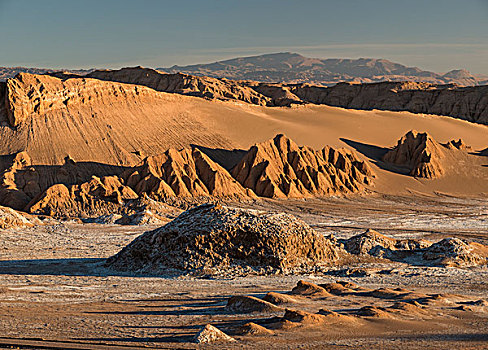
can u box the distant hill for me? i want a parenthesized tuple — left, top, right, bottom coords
(158, 52, 488, 86)
(0, 67, 92, 82)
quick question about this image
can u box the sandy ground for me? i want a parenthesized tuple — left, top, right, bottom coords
(0, 194, 487, 349)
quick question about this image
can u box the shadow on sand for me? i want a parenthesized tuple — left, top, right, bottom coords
(340, 138, 411, 176)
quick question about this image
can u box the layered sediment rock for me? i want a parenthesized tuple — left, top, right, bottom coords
(106, 203, 340, 274)
(231, 134, 374, 198)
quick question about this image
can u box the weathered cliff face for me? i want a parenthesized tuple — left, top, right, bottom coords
(87, 67, 272, 106)
(3, 70, 488, 140)
(231, 134, 374, 198)
(0, 72, 241, 166)
(4, 72, 169, 127)
(289, 82, 488, 125)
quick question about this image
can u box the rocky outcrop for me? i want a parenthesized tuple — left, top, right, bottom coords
(382, 131, 446, 178)
(122, 147, 255, 200)
(382, 130, 473, 179)
(0, 151, 34, 210)
(231, 134, 374, 198)
(422, 238, 488, 267)
(0, 205, 40, 229)
(106, 203, 340, 274)
(193, 324, 236, 344)
(236, 322, 274, 336)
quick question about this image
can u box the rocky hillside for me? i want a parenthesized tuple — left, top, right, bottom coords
(159, 52, 488, 86)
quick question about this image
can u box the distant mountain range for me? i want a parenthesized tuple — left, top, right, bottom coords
(2, 53, 487, 86)
(158, 52, 488, 86)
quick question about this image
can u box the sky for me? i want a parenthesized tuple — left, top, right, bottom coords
(0, 0, 487, 74)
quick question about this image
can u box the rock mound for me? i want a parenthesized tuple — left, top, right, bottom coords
(282, 309, 328, 325)
(106, 204, 340, 274)
(343, 229, 397, 256)
(231, 134, 374, 198)
(226, 295, 283, 313)
(236, 322, 274, 336)
(318, 282, 351, 295)
(382, 130, 446, 178)
(291, 280, 332, 297)
(342, 229, 488, 267)
(355, 306, 392, 318)
(193, 324, 236, 344)
(263, 292, 297, 305)
(122, 147, 255, 200)
(422, 238, 488, 267)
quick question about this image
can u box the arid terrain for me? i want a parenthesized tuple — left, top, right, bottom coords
(0, 66, 487, 349)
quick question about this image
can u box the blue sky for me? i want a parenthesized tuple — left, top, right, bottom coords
(0, 0, 487, 74)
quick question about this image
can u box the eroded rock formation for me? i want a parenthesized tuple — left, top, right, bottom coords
(382, 130, 474, 179)
(382, 131, 443, 178)
(122, 147, 255, 200)
(231, 134, 374, 198)
(289, 81, 488, 125)
(27, 175, 138, 217)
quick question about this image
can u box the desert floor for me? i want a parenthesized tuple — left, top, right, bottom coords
(0, 194, 487, 349)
